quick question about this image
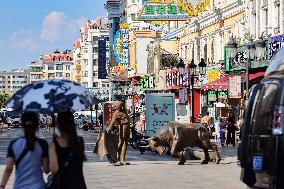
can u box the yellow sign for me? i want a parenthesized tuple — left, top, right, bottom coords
(120, 23, 130, 29)
(177, 0, 210, 16)
(150, 0, 172, 4)
(208, 69, 220, 83)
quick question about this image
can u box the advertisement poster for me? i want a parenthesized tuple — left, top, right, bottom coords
(229, 76, 242, 98)
(175, 99, 190, 124)
(146, 93, 175, 135)
(102, 102, 114, 126)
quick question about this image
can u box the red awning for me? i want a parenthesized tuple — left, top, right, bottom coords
(201, 72, 265, 91)
(243, 71, 265, 80)
(202, 76, 229, 90)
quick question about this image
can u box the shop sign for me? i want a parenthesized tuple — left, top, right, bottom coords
(140, 75, 155, 90)
(218, 91, 227, 99)
(113, 24, 129, 70)
(164, 68, 189, 90)
(207, 69, 220, 83)
(269, 34, 284, 60)
(137, 1, 190, 21)
(179, 88, 188, 104)
(177, 0, 210, 17)
(102, 102, 114, 126)
(229, 76, 242, 98)
(208, 90, 217, 102)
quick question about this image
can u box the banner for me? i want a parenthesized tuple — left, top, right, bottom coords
(113, 24, 129, 70)
(229, 76, 242, 98)
(146, 93, 175, 135)
(98, 37, 107, 79)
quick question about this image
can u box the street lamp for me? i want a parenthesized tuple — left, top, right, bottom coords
(246, 38, 256, 99)
(198, 58, 207, 76)
(226, 36, 238, 69)
(188, 59, 197, 123)
(255, 37, 266, 60)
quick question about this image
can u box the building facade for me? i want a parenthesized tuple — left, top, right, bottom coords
(28, 59, 44, 83)
(78, 18, 110, 89)
(246, 0, 284, 38)
(0, 69, 29, 94)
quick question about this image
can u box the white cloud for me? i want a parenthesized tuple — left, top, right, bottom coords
(0, 40, 5, 48)
(40, 11, 66, 42)
(65, 17, 87, 40)
(8, 29, 39, 51)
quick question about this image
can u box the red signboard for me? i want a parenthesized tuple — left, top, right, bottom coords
(103, 102, 115, 126)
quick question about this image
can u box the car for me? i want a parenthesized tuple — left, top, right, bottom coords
(6, 114, 20, 127)
(239, 48, 284, 189)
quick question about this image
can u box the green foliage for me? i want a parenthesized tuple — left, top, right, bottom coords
(0, 92, 10, 108)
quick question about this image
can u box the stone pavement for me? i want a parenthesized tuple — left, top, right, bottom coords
(0, 127, 247, 189)
(0, 152, 246, 189)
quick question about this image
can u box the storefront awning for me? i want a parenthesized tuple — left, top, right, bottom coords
(201, 71, 265, 91)
(202, 76, 229, 90)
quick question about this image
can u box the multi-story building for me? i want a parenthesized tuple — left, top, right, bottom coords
(28, 59, 44, 83)
(79, 18, 110, 89)
(0, 69, 29, 94)
(179, 0, 246, 66)
(41, 50, 75, 80)
(246, 0, 284, 38)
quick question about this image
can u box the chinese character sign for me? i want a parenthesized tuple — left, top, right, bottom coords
(146, 93, 175, 134)
(229, 76, 242, 99)
(138, 1, 190, 21)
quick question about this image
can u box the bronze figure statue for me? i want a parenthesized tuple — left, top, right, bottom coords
(144, 121, 221, 165)
(108, 101, 130, 165)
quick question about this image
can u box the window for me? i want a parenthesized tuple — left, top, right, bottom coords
(55, 72, 63, 77)
(84, 49, 88, 53)
(48, 65, 54, 70)
(93, 36, 98, 42)
(105, 37, 109, 41)
(84, 59, 88, 66)
(204, 44, 208, 61)
(93, 59, 98, 66)
(93, 47, 98, 53)
(93, 72, 98, 77)
(56, 65, 63, 70)
(93, 82, 99, 87)
(192, 43, 195, 60)
(66, 65, 71, 70)
(83, 71, 88, 77)
(252, 83, 278, 135)
(48, 73, 54, 78)
(185, 46, 188, 60)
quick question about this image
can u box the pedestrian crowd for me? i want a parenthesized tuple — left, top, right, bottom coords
(202, 111, 240, 147)
(0, 111, 87, 189)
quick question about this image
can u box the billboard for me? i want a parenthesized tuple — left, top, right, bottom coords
(137, 1, 190, 21)
(146, 93, 175, 135)
(113, 24, 129, 70)
(175, 99, 190, 123)
(98, 37, 107, 79)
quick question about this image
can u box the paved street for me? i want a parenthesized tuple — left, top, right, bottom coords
(0, 127, 246, 189)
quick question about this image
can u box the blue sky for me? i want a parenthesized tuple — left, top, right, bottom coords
(0, 0, 107, 70)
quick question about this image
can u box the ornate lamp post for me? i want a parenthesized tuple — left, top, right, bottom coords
(189, 59, 197, 123)
(255, 37, 266, 60)
(226, 36, 238, 70)
(246, 38, 255, 99)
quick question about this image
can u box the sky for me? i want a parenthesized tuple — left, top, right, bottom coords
(0, 0, 107, 70)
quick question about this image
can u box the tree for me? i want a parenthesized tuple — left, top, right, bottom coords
(0, 92, 9, 108)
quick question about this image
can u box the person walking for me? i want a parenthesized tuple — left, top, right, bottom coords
(48, 111, 87, 189)
(0, 112, 49, 189)
(219, 118, 226, 147)
(226, 112, 236, 146)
